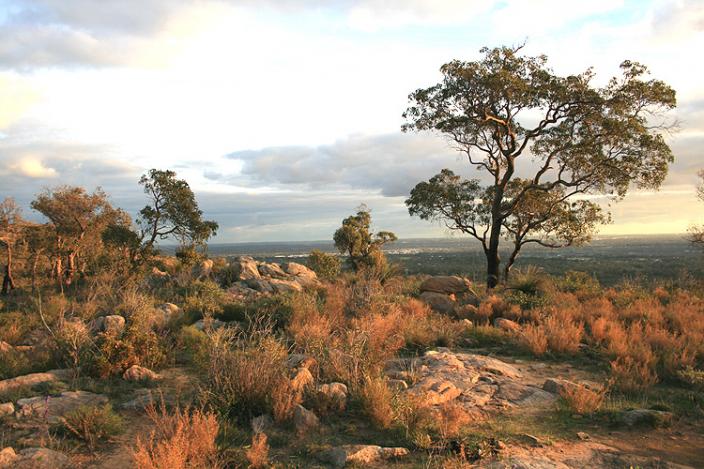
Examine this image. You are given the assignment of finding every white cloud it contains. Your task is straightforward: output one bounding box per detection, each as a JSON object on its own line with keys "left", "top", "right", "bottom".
{"left": 10, "top": 157, "right": 57, "bottom": 178}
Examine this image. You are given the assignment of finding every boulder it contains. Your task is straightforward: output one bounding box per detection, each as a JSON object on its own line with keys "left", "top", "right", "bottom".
{"left": 542, "top": 378, "right": 581, "bottom": 396}
{"left": 193, "top": 318, "right": 226, "bottom": 331}
{"left": 120, "top": 388, "right": 157, "bottom": 411}
{"left": 13, "top": 448, "right": 69, "bottom": 469}
{"left": 0, "top": 402, "right": 15, "bottom": 417}
{"left": 103, "top": 315, "right": 126, "bottom": 334}
{"left": 257, "top": 262, "right": 287, "bottom": 278}
{"left": 0, "top": 369, "right": 71, "bottom": 395}
{"left": 0, "top": 341, "right": 12, "bottom": 353}
{"left": 152, "top": 303, "right": 182, "bottom": 328}
{"left": 287, "top": 354, "right": 317, "bottom": 370}
{"left": 16, "top": 391, "right": 108, "bottom": 423}
{"left": 269, "top": 278, "right": 304, "bottom": 293}
{"left": 411, "top": 377, "right": 462, "bottom": 405}
{"left": 622, "top": 409, "right": 673, "bottom": 427}
{"left": 231, "top": 256, "right": 261, "bottom": 281}
{"left": 0, "top": 447, "right": 16, "bottom": 468}
{"left": 123, "top": 365, "right": 161, "bottom": 382}
{"left": 293, "top": 405, "right": 319, "bottom": 434}
{"left": 316, "top": 383, "right": 348, "bottom": 411}
{"left": 420, "top": 276, "right": 473, "bottom": 294}
{"left": 420, "top": 291, "right": 456, "bottom": 314}
{"left": 493, "top": 317, "right": 520, "bottom": 332}
{"left": 285, "top": 262, "right": 319, "bottom": 286}
{"left": 193, "top": 259, "right": 214, "bottom": 280}
{"left": 245, "top": 278, "right": 275, "bottom": 293}
{"left": 320, "top": 445, "right": 409, "bottom": 468}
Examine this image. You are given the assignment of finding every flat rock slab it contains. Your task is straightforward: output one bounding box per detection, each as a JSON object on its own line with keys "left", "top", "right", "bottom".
{"left": 388, "top": 350, "right": 555, "bottom": 412}
{"left": 16, "top": 391, "right": 108, "bottom": 423}
{"left": 320, "top": 445, "right": 409, "bottom": 468}
{"left": 0, "top": 369, "right": 71, "bottom": 394}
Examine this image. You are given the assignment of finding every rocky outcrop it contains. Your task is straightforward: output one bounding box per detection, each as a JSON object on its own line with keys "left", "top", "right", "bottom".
{"left": 0, "top": 369, "right": 71, "bottom": 395}
{"left": 16, "top": 391, "right": 108, "bottom": 423}
{"left": 193, "top": 259, "right": 214, "bottom": 280}
{"left": 387, "top": 350, "right": 554, "bottom": 414}
{"left": 92, "top": 315, "right": 126, "bottom": 335}
{"left": 418, "top": 276, "right": 477, "bottom": 314}
{"left": 621, "top": 408, "right": 673, "bottom": 427}
{"left": 320, "top": 445, "right": 409, "bottom": 468}
{"left": 227, "top": 258, "right": 320, "bottom": 299}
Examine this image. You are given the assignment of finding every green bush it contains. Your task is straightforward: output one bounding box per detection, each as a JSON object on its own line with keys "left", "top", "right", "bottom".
{"left": 176, "top": 325, "right": 210, "bottom": 367}
{"left": 59, "top": 404, "right": 124, "bottom": 450}
{"left": 558, "top": 271, "right": 601, "bottom": 299}
{"left": 307, "top": 250, "right": 341, "bottom": 280}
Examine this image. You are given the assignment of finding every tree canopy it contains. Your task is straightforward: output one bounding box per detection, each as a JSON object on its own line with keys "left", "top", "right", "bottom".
{"left": 333, "top": 206, "right": 397, "bottom": 272}
{"left": 403, "top": 45, "right": 676, "bottom": 287}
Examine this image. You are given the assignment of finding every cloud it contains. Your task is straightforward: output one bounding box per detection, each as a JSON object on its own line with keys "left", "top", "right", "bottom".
{"left": 9, "top": 157, "right": 57, "bottom": 178}
{"left": 221, "top": 133, "right": 481, "bottom": 197}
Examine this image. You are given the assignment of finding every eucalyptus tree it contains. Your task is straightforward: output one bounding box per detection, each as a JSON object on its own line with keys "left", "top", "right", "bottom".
{"left": 403, "top": 45, "right": 676, "bottom": 287}
{"left": 333, "top": 206, "right": 397, "bottom": 271}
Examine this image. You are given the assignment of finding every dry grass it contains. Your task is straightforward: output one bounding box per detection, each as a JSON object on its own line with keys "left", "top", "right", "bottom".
{"left": 359, "top": 376, "right": 395, "bottom": 430}
{"left": 245, "top": 433, "right": 269, "bottom": 469}
{"left": 132, "top": 402, "right": 221, "bottom": 469}
{"left": 436, "top": 401, "right": 473, "bottom": 438}
{"left": 519, "top": 323, "right": 548, "bottom": 356}
{"left": 560, "top": 385, "right": 606, "bottom": 415}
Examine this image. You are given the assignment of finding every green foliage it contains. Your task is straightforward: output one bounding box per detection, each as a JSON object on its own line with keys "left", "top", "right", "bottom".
{"left": 59, "top": 403, "right": 125, "bottom": 450}
{"left": 138, "top": 169, "right": 218, "bottom": 252}
{"left": 333, "top": 206, "right": 397, "bottom": 272}
{"left": 403, "top": 45, "right": 676, "bottom": 286}
{"left": 183, "top": 280, "right": 226, "bottom": 321}
{"left": 176, "top": 325, "right": 210, "bottom": 367}
{"left": 307, "top": 249, "right": 341, "bottom": 280}
{"left": 558, "top": 271, "right": 602, "bottom": 299}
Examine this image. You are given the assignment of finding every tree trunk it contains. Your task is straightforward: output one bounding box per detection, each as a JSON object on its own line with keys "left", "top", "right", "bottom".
{"left": 65, "top": 252, "right": 76, "bottom": 285}
{"left": 1, "top": 245, "right": 15, "bottom": 295}
{"left": 485, "top": 211, "right": 504, "bottom": 289}
{"left": 503, "top": 244, "right": 521, "bottom": 282}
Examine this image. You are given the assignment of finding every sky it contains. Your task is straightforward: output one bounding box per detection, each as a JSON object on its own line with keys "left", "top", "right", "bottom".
{"left": 0, "top": 0, "right": 702, "bottom": 242}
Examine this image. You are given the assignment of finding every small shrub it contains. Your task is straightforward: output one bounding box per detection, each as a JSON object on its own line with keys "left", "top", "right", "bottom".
{"left": 519, "top": 323, "right": 548, "bottom": 356}
{"left": 175, "top": 325, "right": 209, "bottom": 367}
{"left": 542, "top": 309, "right": 583, "bottom": 354}
{"left": 132, "top": 403, "right": 221, "bottom": 469}
{"left": 436, "top": 401, "right": 472, "bottom": 438}
{"left": 307, "top": 250, "right": 341, "bottom": 280}
{"left": 610, "top": 356, "right": 659, "bottom": 393}
{"left": 60, "top": 404, "right": 124, "bottom": 450}
{"left": 359, "top": 376, "right": 395, "bottom": 430}
{"left": 560, "top": 385, "right": 605, "bottom": 415}
{"left": 246, "top": 433, "right": 269, "bottom": 469}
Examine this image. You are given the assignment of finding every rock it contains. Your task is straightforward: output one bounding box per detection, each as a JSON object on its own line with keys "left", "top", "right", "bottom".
{"left": 456, "top": 304, "right": 478, "bottom": 320}
{"left": 193, "top": 259, "right": 214, "bottom": 280}
{"left": 542, "top": 378, "right": 580, "bottom": 395}
{"left": 320, "top": 445, "right": 409, "bottom": 468}
{"left": 0, "top": 341, "right": 12, "bottom": 353}
{"left": 0, "top": 369, "right": 71, "bottom": 395}
{"left": 151, "top": 267, "right": 169, "bottom": 278}
{"left": 120, "top": 388, "right": 156, "bottom": 410}
{"left": 14, "top": 448, "right": 68, "bottom": 469}
{"left": 152, "top": 303, "right": 182, "bottom": 328}
{"left": 16, "top": 391, "right": 108, "bottom": 423}
{"left": 622, "top": 409, "right": 673, "bottom": 427}
{"left": 493, "top": 317, "right": 520, "bottom": 332}
{"left": 269, "top": 278, "right": 304, "bottom": 293}
{"left": 251, "top": 414, "right": 274, "bottom": 433}
{"left": 231, "top": 256, "right": 261, "bottom": 281}
{"left": 523, "top": 433, "right": 543, "bottom": 447}
{"left": 0, "top": 447, "right": 17, "bottom": 468}
{"left": 293, "top": 405, "right": 319, "bottom": 434}
{"left": 123, "top": 365, "right": 161, "bottom": 382}
{"left": 411, "top": 377, "right": 462, "bottom": 405}
{"left": 420, "top": 291, "right": 456, "bottom": 314}
{"left": 257, "top": 262, "right": 287, "bottom": 278}
{"left": 285, "top": 262, "right": 319, "bottom": 286}
{"left": 316, "top": 383, "right": 348, "bottom": 410}
{"left": 103, "top": 315, "right": 126, "bottom": 334}
{"left": 193, "top": 318, "right": 226, "bottom": 331}
{"left": 577, "top": 431, "right": 590, "bottom": 440}
{"left": 420, "top": 276, "right": 473, "bottom": 294}
{"left": 245, "top": 278, "right": 275, "bottom": 293}
{"left": 0, "top": 402, "right": 15, "bottom": 417}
